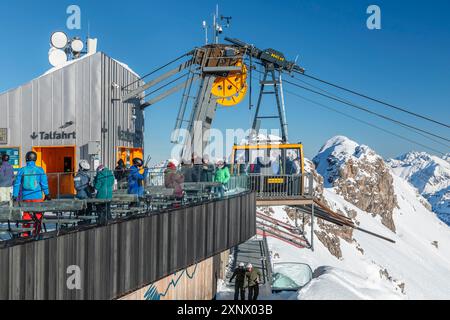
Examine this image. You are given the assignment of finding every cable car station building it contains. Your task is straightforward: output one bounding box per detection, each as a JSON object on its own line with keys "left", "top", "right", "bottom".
{"left": 0, "top": 52, "right": 145, "bottom": 197}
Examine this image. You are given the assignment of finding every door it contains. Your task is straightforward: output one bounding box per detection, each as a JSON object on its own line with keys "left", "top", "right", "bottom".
{"left": 33, "top": 146, "right": 76, "bottom": 198}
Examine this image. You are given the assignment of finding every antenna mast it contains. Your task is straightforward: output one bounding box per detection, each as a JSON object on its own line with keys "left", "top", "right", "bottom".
{"left": 203, "top": 5, "right": 232, "bottom": 45}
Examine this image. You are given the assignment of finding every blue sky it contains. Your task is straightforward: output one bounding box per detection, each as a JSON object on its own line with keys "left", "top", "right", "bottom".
{"left": 0, "top": 0, "right": 449, "bottom": 163}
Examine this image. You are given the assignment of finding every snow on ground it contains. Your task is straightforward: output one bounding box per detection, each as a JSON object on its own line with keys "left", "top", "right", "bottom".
{"left": 298, "top": 267, "right": 402, "bottom": 300}
{"left": 266, "top": 174, "right": 450, "bottom": 299}
{"left": 42, "top": 52, "right": 95, "bottom": 76}
{"left": 216, "top": 278, "right": 297, "bottom": 300}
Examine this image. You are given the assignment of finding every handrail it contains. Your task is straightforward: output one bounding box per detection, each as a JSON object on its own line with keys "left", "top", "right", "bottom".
{"left": 246, "top": 173, "right": 314, "bottom": 198}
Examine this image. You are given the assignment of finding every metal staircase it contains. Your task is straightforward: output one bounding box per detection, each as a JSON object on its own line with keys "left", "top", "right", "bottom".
{"left": 256, "top": 212, "right": 310, "bottom": 249}
{"left": 225, "top": 237, "right": 272, "bottom": 288}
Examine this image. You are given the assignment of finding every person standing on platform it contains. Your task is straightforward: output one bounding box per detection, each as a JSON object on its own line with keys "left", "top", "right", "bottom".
{"left": 94, "top": 165, "right": 115, "bottom": 226}
{"left": 192, "top": 156, "right": 203, "bottom": 183}
{"left": 180, "top": 161, "right": 193, "bottom": 183}
{"left": 246, "top": 263, "right": 263, "bottom": 301}
{"left": 12, "top": 151, "right": 51, "bottom": 237}
{"left": 74, "top": 160, "right": 95, "bottom": 226}
{"left": 128, "top": 158, "right": 149, "bottom": 198}
{"left": 200, "top": 156, "right": 215, "bottom": 183}
{"left": 74, "top": 160, "right": 93, "bottom": 200}
{"left": 114, "top": 159, "right": 128, "bottom": 190}
{"left": 164, "top": 162, "right": 184, "bottom": 199}
{"left": 213, "top": 160, "right": 230, "bottom": 198}
{"left": 0, "top": 154, "right": 15, "bottom": 203}
{"left": 230, "top": 262, "right": 247, "bottom": 301}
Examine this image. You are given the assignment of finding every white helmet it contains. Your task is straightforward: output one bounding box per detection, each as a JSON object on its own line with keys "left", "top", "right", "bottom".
{"left": 239, "top": 262, "right": 245, "bottom": 268}
{"left": 247, "top": 263, "right": 253, "bottom": 269}
{"left": 79, "top": 160, "right": 91, "bottom": 171}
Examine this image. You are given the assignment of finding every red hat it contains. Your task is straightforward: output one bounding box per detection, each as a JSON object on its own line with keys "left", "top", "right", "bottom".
{"left": 167, "top": 162, "right": 176, "bottom": 170}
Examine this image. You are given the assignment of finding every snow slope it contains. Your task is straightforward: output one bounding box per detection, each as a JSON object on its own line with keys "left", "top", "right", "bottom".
{"left": 264, "top": 136, "right": 450, "bottom": 299}
{"left": 298, "top": 267, "right": 402, "bottom": 300}
{"left": 388, "top": 152, "right": 450, "bottom": 225}
{"left": 267, "top": 178, "right": 450, "bottom": 299}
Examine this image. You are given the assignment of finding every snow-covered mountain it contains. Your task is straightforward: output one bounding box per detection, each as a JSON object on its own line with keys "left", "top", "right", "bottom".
{"left": 388, "top": 152, "right": 450, "bottom": 225}
{"left": 443, "top": 153, "right": 450, "bottom": 163}
{"left": 313, "top": 136, "right": 398, "bottom": 232}
{"left": 261, "top": 136, "right": 450, "bottom": 299}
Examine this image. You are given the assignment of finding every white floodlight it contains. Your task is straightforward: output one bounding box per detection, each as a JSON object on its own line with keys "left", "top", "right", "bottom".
{"left": 48, "top": 48, "right": 68, "bottom": 67}
{"left": 50, "top": 31, "right": 69, "bottom": 49}
{"left": 71, "top": 38, "right": 84, "bottom": 53}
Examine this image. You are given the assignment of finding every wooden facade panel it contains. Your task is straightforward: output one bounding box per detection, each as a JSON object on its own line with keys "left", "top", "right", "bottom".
{"left": 120, "top": 255, "right": 218, "bottom": 301}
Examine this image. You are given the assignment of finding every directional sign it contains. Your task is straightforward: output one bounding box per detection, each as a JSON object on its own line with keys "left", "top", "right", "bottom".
{"left": 0, "top": 128, "right": 8, "bottom": 145}
{"left": 30, "top": 131, "right": 76, "bottom": 140}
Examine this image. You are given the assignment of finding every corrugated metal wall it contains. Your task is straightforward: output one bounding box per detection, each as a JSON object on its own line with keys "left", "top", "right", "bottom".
{"left": 0, "top": 192, "right": 257, "bottom": 300}
{"left": 101, "top": 54, "right": 144, "bottom": 168}
{"left": 0, "top": 52, "right": 144, "bottom": 169}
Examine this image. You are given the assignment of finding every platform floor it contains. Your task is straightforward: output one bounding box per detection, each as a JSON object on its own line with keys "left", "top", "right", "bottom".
{"left": 256, "top": 196, "right": 315, "bottom": 207}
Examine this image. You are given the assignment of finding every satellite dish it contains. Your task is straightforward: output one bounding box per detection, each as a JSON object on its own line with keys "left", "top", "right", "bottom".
{"left": 50, "top": 31, "right": 69, "bottom": 49}
{"left": 48, "top": 48, "right": 68, "bottom": 67}
{"left": 71, "top": 39, "right": 84, "bottom": 53}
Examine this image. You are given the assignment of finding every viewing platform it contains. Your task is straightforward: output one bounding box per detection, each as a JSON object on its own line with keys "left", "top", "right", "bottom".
{"left": 0, "top": 174, "right": 256, "bottom": 300}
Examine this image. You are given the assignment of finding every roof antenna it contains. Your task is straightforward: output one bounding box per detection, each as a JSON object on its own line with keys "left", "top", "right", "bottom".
{"left": 207, "top": 4, "right": 232, "bottom": 44}
{"left": 202, "top": 20, "right": 208, "bottom": 45}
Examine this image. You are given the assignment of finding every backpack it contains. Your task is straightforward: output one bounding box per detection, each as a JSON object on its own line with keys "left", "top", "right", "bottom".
{"left": 22, "top": 166, "right": 40, "bottom": 190}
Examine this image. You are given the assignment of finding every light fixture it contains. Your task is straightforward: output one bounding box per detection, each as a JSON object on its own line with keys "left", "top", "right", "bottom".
{"left": 71, "top": 38, "right": 84, "bottom": 53}
{"left": 59, "top": 121, "right": 74, "bottom": 129}
{"left": 50, "top": 31, "right": 69, "bottom": 49}
{"left": 48, "top": 31, "right": 89, "bottom": 67}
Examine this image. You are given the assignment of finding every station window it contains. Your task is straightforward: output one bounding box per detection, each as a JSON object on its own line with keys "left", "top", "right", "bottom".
{"left": 118, "top": 147, "right": 144, "bottom": 168}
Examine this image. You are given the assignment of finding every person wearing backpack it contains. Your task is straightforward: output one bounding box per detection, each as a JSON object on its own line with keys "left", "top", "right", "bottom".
{"left": 12, "top": 151, "right": 51, "bottom": 237}
{"left": 94, "top": 165, "right": 115, "bottom": 226}
{"left": 74, "top": 160, "right": 94, "bottom": 200}
{"left": 127, "top": 158, "right": 149, "bottom": 198}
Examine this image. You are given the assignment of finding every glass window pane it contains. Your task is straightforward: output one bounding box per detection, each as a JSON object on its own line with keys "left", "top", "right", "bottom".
{"left": 285, "top": 148, "right": 301, "bottom": 174}
{"left": 272, "top": 263, "right": 313, "bottom": 291}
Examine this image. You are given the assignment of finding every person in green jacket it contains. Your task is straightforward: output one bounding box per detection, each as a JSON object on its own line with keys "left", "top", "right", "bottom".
{"left": 213, "top": 160, "right": 230, "bottom": 198}
{"left": 94, "top": 165, "right": 115, "bottom": 225}
{"left": 246, "top": 263, "right": 263, "bottom": 301}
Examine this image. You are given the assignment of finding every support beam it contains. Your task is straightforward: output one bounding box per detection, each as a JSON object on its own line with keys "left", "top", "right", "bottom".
{"left": 311, "top": 203, "right": 315, "bottom": 251}
{"left": 122, "top": 60, "right": 194, "bottom": 102}
{"left": 140, "top": 76, "right": 199, "bottom": 109}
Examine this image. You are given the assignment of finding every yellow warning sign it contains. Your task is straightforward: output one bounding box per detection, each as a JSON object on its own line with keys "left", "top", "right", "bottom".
{"left": 267, "top": 178, "right": 285, "bottom": 184}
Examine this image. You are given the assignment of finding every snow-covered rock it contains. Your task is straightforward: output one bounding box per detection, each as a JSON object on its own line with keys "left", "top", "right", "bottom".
{"left": 313, "top": 136, "right": 398, "bottom": 232}
{"left": 388, "top": 151, "right": 450, "bottom": 225}
{"left": 443, "top": 153, "right": 450, "bottom": 163}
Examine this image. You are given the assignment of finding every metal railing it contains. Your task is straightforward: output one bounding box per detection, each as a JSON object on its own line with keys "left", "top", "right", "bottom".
{"left": 246, "top": 173, "right": 314, "bottom": 199}
{"left": 0, "top": 169, "right": 251, "bottom": 242}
